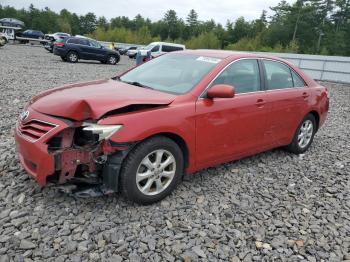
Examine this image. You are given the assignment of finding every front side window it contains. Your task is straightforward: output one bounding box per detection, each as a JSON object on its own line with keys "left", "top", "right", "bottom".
{"left": 211, "top": 59, "right": 261, "bottom": 94}
{"left": 120, "top": 54, "right": 220, "bottom": 94}
{"left": 89, "top": 40, "right": 101, "bottom": 48}
{"left": 263, "top": 60, "right": 293, "bottom": 90}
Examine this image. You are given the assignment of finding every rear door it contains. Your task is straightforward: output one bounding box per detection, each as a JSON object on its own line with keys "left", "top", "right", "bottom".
{"left": 261, "top": 59, "right": 310, "bottom": 146}
{"left": 195, "top": 59, "right": 269, "bottom": 167}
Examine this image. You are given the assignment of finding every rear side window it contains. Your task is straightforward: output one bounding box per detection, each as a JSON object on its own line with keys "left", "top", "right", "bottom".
{"left": 67, "top": 38, "right": 79, "bottom": 44}
{"left": 162, "top": 45, "right": 184, "bottom": 52}
{"left": 68, "top": 38, "right": 88, "bottom": 45}
{"left": 291, "top": 70, "right": 306, "bottom": 87}
{"left": 212, "top": 59, "right": 261, "bottom": 94}
{"left": 263, "top": 60, "right": 293, "bottom": 90}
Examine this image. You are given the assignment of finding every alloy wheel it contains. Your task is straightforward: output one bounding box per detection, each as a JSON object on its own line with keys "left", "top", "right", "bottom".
{"left": 298, "top": 119, "right": 313, "bottom": 148}
{"left": 136, "top": 149, "right": 176, "bottom": 196}
{"left": 69, "top": 53, "right": 77, "bottom": 62}
{"left": 109, "top": 56, "right": 116, "bottom": 64}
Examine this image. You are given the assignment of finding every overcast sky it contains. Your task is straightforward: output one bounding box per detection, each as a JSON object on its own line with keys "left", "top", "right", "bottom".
{"left": 2, "top": 0, "right": 294, "bottom": 24}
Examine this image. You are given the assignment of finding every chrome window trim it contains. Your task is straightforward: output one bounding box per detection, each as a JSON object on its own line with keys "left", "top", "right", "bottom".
{"left": 199, "top": 57, "right": 307, "bottom": 99}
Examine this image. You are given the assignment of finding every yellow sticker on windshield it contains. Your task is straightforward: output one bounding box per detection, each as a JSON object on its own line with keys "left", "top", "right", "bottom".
{"left": 196, "top": 56, "right": 221, "bottom": 64}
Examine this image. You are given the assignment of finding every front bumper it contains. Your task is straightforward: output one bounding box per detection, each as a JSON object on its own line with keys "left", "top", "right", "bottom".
{"left": 15, "top": 108, "right": 70, "bottom": 186}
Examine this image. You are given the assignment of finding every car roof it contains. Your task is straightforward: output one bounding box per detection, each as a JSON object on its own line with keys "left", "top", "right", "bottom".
{"left": 180, "top": 49, "right": 287, "bottom": 62}
{"left": 149, "top": 42, "right": 185, "bottom": 48}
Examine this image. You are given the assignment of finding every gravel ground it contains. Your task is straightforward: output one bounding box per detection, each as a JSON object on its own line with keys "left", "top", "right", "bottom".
{"left": 0, "top": 44, "right": 349, "bottom": 262}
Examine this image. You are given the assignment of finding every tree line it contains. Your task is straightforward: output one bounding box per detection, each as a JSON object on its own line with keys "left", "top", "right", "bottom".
{"left": 0, "top": 1, "right": 349, "bottom": 56}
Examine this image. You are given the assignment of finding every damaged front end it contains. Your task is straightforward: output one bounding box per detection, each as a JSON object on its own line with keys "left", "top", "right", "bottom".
{"left": 14, "top": 109, "right": 133, "bottom": 198}
{"left": 45, "top": 123, "right": 133, "bottom": 197}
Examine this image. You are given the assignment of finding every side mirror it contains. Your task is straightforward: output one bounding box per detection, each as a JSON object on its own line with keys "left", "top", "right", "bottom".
{"left": 207, "top": 84, "right": 235, "bottom": 99}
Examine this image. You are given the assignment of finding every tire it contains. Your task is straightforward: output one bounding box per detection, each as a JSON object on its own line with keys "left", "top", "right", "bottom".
{"left": 286, "top": 114, "right": 316, "bottom": 154}
{"left": 66, "top": 51, "right": 78, "bottom": 63}
{"left": 60, "top": 56, "right": 67, "bottom": 62}
{"left": 120, "top": 136, "right": 184, "bottom": 205}
{"left": 107, "top": 55, "right": 119, "bottom": 65}
{"left": 0, "top": 38, "right": 6, "bottom": 47}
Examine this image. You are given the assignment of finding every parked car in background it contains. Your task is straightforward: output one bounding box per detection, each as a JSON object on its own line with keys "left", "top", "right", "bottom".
{"left": 119, "top": 46, "right": 137, "bottom": 55}
{"left": 15, "top": 50, "right": 329, "bottom": 204}
{"left": 17, "top": 29, "right": 44, "bottom": 39}
{"left": 53, "top": 36, "right": 120, "bottom": 64}
{"left": 126, "top": 46, "right": 140, "bottom": 58}
{"left": 44, "top": 32, "right": 70, "bottom": 52}
{"left": 45, "top": 32, "right": 71, "bottom": 42}
{"left": 144, "top": 42, "right": 185, "bottom": 57}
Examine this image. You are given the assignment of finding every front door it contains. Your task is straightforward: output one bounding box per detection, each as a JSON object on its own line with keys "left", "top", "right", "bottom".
{"left": 195, "top": 59, "right": 269, "bottom": 168}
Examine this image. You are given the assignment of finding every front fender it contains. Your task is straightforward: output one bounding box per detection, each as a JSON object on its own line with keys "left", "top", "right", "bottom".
{"left": 98, "top": 101, "right": 197, "bottom": 172}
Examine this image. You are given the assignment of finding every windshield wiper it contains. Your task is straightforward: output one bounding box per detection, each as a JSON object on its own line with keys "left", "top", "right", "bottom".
{"left": 112, "top": 76, "right": 154, "bottom": 90}
{"left": 124, "top": 81, "right": 154, "bottom": 90}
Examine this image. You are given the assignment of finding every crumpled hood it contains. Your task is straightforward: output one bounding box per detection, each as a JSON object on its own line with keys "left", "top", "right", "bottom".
{"left": 30, "top": 79, "right": 176, "bottom": 121}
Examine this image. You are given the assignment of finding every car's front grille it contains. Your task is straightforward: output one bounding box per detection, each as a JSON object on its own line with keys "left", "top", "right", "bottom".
{"left": 18, "top": 119, "right": 57, "bottom": 141}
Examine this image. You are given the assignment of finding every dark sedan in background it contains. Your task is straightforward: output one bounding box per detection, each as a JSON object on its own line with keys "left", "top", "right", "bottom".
{"left": 53, "top": 37, "right": 120, "bottom": 64}
{"left": 18, "top": 29, "right": 45, "bottom": 39}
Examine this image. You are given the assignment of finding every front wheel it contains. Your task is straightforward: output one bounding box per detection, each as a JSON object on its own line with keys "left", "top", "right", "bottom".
{"left": 286, "top": 114, "right": 316, "bottom": 154}
{"left": 107, "top": 55, "right": 119, "bottom": 65}
{"left": 120, "top": 136, "right": 184, "bottom": 205}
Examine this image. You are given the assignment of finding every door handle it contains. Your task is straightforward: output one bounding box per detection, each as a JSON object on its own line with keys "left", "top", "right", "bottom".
{"left": 302, "top": 92, "right": 309, "bottom": 98}
{"left": 255, "top": 98, "right": 266, "bottom": 107}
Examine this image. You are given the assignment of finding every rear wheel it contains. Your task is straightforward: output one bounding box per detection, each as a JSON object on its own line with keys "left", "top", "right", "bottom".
{"left": 120, "top": 136, "right": 184, "bottom": 205}
{"left": 66, "top": 51, "right": 78, "bottom": 63}
{"left": 286, "top": 114, "right": 316, "bottom": 154}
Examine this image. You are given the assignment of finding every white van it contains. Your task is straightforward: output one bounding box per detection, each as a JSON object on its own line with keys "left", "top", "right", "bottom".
{"left": 144, "top": 42, "right": 185, "bottom": 57}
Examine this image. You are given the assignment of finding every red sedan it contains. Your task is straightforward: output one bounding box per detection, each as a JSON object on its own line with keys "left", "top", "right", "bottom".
{"left": 15, "top": 50, "right": 329, "bottom": 204}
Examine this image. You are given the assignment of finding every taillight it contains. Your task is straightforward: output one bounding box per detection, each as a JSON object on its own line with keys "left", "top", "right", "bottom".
{"left": 54, "top": 42, "right": 65, "bottom": 47}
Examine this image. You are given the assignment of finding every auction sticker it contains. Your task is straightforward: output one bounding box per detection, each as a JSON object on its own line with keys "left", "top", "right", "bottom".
{"left": 196, "top": 56, "right": 221, "bottom": 64}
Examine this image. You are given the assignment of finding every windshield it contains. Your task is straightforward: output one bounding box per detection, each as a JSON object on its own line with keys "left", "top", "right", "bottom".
{"left": 144, "top": 44, "right": 156, "bottom": 50}
{"left": 119, "top": 54, "right": 221, "bottom": 94}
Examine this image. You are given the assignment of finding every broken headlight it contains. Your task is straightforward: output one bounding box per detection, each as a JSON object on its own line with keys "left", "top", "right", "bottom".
{"left": 82, "top": 123, "right": 123, "bottom": 141}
